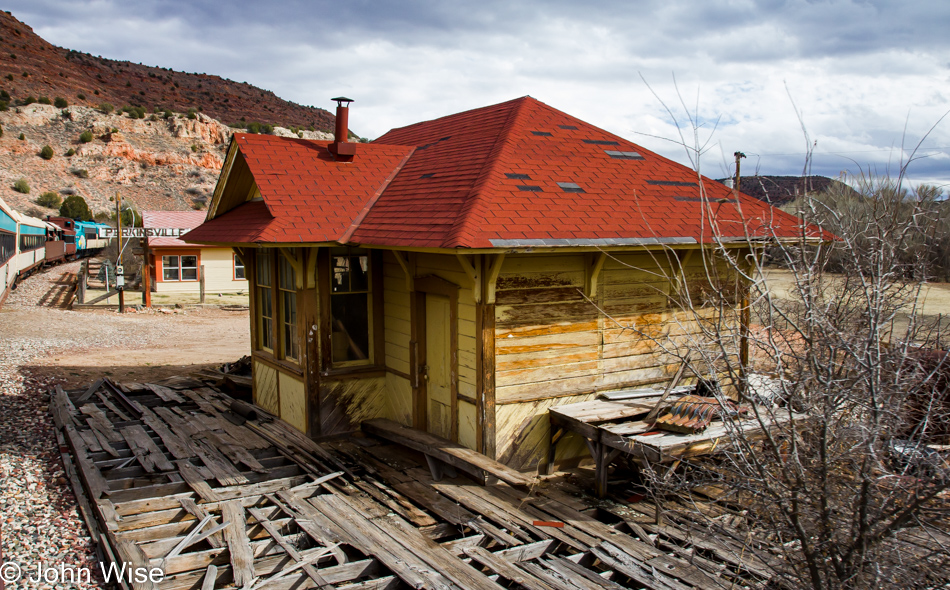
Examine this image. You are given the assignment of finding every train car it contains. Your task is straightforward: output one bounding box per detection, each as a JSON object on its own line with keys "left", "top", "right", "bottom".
{"left": 15, "top": 214, "right": 49, "bottom": 279}
{"left": 44, "top": 220, "right": 68, "bottom": 264}
{"left": 0, "top": 197, "right": 17, "bottom": 305}
{"left": 74, "top": 220, "right": 111, "bottom": 254}
{"left": 45, "top": 216, "right": 78, "bottom": 259}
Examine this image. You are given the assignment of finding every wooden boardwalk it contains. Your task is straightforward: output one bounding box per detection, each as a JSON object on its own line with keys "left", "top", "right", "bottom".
{"left": 51, "top": 376, "right": 783, "bottom": 589}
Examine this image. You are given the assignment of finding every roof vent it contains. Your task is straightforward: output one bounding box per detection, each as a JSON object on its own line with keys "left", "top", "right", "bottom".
{"left": 517, "top": 185, "right": 543, "bottom": 192}
{"left": 584, "top": 139, "right": 620, "bottom": 146}
{"left": 328, "top": 97, "right": 356, "bottom": 160}
{"left": 531, "top": 131, "right": 553, "bottom": 137}
{"left": 557, "top": 182, "right": 585, "bottom": 193}
{"left": 605, "top": 150, "right": 644, "bottom": 160}
{"left": 506, "top": 173, "right": 531, "bottom": 180}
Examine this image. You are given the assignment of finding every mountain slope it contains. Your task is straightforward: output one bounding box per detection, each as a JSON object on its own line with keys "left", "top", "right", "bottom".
{"left": 0, "top": 11, "right": 335, "bottom": 132}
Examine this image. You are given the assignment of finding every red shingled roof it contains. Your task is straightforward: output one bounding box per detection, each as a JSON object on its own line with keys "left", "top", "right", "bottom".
{"left": 186, "top": 135, "right": 413, "bottom": 245}
{"left": 143, "top": 210, "right": 210, "bottom": 247}
{"left": 189, "top": 97, "right": 813, "bottom": 248}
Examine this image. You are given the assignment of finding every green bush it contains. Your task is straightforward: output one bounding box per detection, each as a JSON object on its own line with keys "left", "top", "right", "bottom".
{"left": 77, "top": 93, "right": 86, "bottom": 100}
{"left": 60, "top": 195, "right": 92, "bottom": 221}
{"left": 0, "top": 101, "right": 7, "bottom": 112}
{"left": 22, "top": 96, "right": 35, "bottom": 105}
{"left": 71, "top": 168, "right": 89, "bottom": 179}
{"left": 163, "top": 109, "right": 173, "bottom": 119}
{"left": 54, "top": 96, "right": 67, "bottom": 108}
{"left": 187, "top": 108, "right": 197, "bottom": 120}
{"left": 18, "top": 132, "right": 24, "bottom": 140}
{"left": 38, "top": 96, "right": 51, "bottom": 105}
{"left": 245, "top": 122, "right": 260, "bottom": 134}
{"left": 79, "top": 130, "right": 93, "bottom": 143}
{"left": 65, "top": 148, "right": 75, "bottom": 157}
{"left": 190, "top": 144, "right": 199, "bottom": 152}
{"left": 13, "top": 179, "right": 29, "bottom": 194}
{"left": 0, "top": 123, "right": 3, "bottom": 138}
{"left": 98, "top": 102, "right": 114, "bottom": 114}
{"left": 40, "top": 145, "right": 54, "bottom": 160}
{"left": 35, "top": 191, "right": 61, "bottom": 208}
{"left": 0, "top": 90, "right": 9, "bottom": 100}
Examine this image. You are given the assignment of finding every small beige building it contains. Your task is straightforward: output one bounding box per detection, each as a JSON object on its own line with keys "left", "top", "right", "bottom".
{"left": 144, "top": 210, "right": 248, "bottom": 295}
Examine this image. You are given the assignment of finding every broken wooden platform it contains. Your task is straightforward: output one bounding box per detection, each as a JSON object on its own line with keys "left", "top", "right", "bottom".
{"left": 52, "top": 376, "right": 783, "bottom": 589}
{"left": 549, "top": 397, "right": 803, "bottom": 497}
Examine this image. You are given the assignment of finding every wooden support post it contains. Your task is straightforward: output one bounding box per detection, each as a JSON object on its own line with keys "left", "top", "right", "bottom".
{"left": 199, "top": 265, "right": 206, "bottom": 303}
{"left": 544, "top": 426, "right": 564, "bottom": 476}
{"left": 142, "top": 240, "right": 151, "bottom": 307}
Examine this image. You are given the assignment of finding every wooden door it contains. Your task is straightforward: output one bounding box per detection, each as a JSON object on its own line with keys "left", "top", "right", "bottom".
{"left": 425, "top": 294, "right": 452, "bottom": 439}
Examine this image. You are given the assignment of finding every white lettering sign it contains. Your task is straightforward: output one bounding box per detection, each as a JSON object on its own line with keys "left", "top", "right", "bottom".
{"left": 99, "top": 227, "right": 191, "bottom": 239}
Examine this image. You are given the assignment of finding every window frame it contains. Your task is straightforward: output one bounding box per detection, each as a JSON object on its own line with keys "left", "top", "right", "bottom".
{"left": 319, "top": 248, "right": 384, "bottom": 374}
{"left": 256, "top": 251, "right": 274, "bottom": 354}
{"left": 278, "top": 250, "right": 299, "bottom": 363}
{"left": 159, "top": 252, "right": 200, "bottom": 282}
{"left": 233, "top": 252, "right": 246, "bottom": 281}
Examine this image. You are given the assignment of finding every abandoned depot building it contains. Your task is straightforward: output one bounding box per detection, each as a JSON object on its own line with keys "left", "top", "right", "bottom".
{"left": 186, "top": 96, "right": 805, "bottom": 472}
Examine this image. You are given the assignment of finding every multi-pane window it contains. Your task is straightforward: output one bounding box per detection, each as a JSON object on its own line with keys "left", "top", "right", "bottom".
{"left": 162, "top": 255, "right": 198, "bottom": 281}
{"left": 0, "top": 232, "right": 15, "bottom": 266}
{"left": 19, "top": 234, "right": 45, "bottom": 252}
{"left": 234, "top": 253, "right": 246, "bottom": 280}
{"left": 257, "top": 253, "right": 273, "bottom": 352}
{"left": 278, "top": 252, "right": 298, "bottom": 362}
{"left": 330, "top": 248, "right": 371, "bottom": 363}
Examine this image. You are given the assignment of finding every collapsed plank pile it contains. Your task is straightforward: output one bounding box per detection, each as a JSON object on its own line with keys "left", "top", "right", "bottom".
{"left": 51, "top": 375, "right": 781, "bottom": 590}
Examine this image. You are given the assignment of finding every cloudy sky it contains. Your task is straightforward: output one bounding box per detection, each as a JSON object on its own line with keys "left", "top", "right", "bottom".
{"left": 9, "top": 0, "right": 950, "bottom": 188}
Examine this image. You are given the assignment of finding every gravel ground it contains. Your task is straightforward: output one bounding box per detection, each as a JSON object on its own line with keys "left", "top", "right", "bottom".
{"left": 0, "top": 261, "right": 249, "bottom": 589}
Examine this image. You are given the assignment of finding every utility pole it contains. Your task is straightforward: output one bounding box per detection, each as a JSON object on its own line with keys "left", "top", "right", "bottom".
{"left": 115, "top": 191, "right": 125, "bottom": 313}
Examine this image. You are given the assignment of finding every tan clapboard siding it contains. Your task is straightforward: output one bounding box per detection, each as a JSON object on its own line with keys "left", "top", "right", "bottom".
{"left": 492, "top": 251, "right": 745, "bottom": 413}
{"left": 320, "top": 375, "right": 390, "bottom": 436}
{"left": 458, "top": 400, "right": 478, "bottom": 450}
{"left": 385, "top": 373, "right": 413, "bottom": 427}
{"left": 252, "top": 360, "right": 279, "bottom": 415}
{"left": 496, "top": 393, "right": 598, "bottom": 471}
{"left": 383, "top": 255, "right": 412, "bottom": 376}
{"left": 278, "top": 372, "right": 307, "bottom": 433}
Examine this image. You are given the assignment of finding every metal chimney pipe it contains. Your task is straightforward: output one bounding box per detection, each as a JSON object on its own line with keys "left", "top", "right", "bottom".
{"left": 329, "top": 97, "right": 356, "bottom": 159}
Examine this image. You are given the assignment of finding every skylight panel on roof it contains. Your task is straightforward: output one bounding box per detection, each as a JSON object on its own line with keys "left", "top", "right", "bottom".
{"left": 648, "top": 180, "right": 698, "bottom": 187}
{"left": 605, "top": 150, "right": 644, "bottom": 160}
{"left": 518, "top": 185, "right": 543, "bottom": 192}
{"left": 557, "top": 182, "right": 585, "bottom": 193}
{"left": 506, "top": 173, "right": 531, "bottom": 180}
{"left": 558, "top": 125, "right": 578, "bottom": 130}
{"left": 584, "top": 139, "right": 620, "bottom": 145}
{"left": 531, "top": 131, "right": 553, "bottom": 136}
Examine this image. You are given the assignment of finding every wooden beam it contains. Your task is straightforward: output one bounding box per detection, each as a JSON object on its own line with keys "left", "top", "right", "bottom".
{"left": 392, "top": 250, "right": 414, "bottom": 291}
{"left": 585, "top": 252, "right": 607, "bottom": 297}
{"left": 456, "top": 254, "right": 481, "bottom": 302}
{"left": 279, "top": 247, "right": 304, "bottom": 289}
{"left": 485, "top": 253, "right": 505, "bottom": 304}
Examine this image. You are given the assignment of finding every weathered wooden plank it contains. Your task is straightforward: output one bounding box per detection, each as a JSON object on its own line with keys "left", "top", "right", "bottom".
{"left": 221, "top": 500, "right": 254, "bottom": 588}
{"left": 463, "top": 546, "right": 556, "bottom": 590}
{"left": 247, "top": 506, "right": 333, "bottom": 589}
{"left": 121, "top": 425, "right": 174, "bottom": 473}
{"left": 311, "top": 494, "right": 452, "bottom": 589}
{"left": 363, "top": 418, "right": 534, "bottom": 487}
{"left": 64, "top": 424, "right": 109, "bottom": 500}
{"left": 145, "top": 382, "right": 186, "bottom": 403}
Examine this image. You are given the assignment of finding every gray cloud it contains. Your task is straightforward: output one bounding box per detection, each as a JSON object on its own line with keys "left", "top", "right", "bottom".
{"left": 7, "top": 0, "right": 950, "bottom": 188}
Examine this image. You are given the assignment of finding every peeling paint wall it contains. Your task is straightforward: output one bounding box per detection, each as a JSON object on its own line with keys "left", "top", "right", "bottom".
{"left": 494, "top": 250, "right": 744, "bottom": 470}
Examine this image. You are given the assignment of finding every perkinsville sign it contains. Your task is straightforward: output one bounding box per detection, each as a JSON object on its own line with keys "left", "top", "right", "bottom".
{"left": 98, "top": 227, "right": 190, "bottom": 239}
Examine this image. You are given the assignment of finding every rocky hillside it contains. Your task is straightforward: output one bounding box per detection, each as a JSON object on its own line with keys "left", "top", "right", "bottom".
{"left": 0, "top": 11, "right": 336, "bottom": 133}
{"left": 0, "top": 103, "right": 331, "bottom": 218}
{"left": 0, "top": 10, "right": 341, "bottom": 220}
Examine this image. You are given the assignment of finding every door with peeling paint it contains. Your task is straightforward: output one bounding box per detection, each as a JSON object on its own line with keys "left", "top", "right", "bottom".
{"left": 425, "top": 294, "right": 452, "bottom": 439}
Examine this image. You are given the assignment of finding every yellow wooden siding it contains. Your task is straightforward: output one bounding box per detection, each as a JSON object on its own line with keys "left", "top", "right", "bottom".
{"left": 278, "top": 372, "right": 307, "bottom": 433}
{"left": 320, "top": 376, "right": 391, "bottom": 434}
{"left": 458, "top": 400, "right": 477, "bottom": 450}
{"left": 496, "top": 393, "right": 598, "bottom": 471}
{"left": 253, "top": 360, "right": 278, "bottom": 415}
{"left": 384, "top": 373, "right": 413, "bottom": 426}
{"left": 493, "top": 250, "right": 746, "bottom": 469}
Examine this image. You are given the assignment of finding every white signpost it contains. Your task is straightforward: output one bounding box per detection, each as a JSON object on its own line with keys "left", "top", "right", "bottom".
{"left": 99, "top": 227, "right": 191, "bottom": 239}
